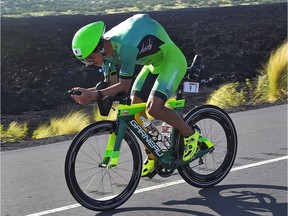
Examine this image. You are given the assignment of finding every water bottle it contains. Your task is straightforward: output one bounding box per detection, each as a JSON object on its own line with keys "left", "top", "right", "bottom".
{"left": 161, "top": 122, "right": 172, "bottom": 145}
{"left": 140, "top": 116, "right": 160, "bottom": 141}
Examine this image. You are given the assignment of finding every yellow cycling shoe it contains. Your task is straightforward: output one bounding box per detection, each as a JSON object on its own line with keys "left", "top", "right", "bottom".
{"left": 141, "top": 158, "right": 155, "bottom": 177}
{"left": 182, "top": 130, "right": 200, "bottom": 161}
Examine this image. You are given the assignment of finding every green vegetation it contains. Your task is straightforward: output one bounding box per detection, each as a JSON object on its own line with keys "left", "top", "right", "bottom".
{"left": 206, "top": 41, "right": 287, "bottom": 109}
{"left": 1, "top": 0, "right": 285, "bottom": 18}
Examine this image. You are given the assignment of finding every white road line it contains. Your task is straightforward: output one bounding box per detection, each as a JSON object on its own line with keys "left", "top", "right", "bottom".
{"left": 231, "top": 156, "right": 288, "bottom": 171}
{"left": 25, "top": 155, "right": 288, "bottom": 216}
{"left": 26, "top": 204, "right": 81, "bottom": 216}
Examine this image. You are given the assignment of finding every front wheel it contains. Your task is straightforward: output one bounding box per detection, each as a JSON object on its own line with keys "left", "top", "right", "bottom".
{"left": 65, "top": 121, "right": 142, "bottom": 211}
{"left": 176, "top": 105, "right": 237, "bottom": 188}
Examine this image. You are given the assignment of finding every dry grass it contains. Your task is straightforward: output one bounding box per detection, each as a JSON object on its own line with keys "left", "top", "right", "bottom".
{"left": 206, "top": 41, "right": 287, "bottom": 109}
{"left": 32, "top": 110, "right": 91, "bottom": 139}
{"left": 31, "top": 124, "right": 53, "bottom": 139}
{"left": 254, "top": 40, "right": 288, "bottom": 102}
{"left": 205, "top": 82, "right": 247, "bottom": 109}
{"left": 0, "top": 122, "right": 28, "bottom": 143}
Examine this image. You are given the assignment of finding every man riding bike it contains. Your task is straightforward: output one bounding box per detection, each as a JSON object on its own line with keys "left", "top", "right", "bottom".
{"left": 70, "top": 14, "right": 202, "bottom": 177}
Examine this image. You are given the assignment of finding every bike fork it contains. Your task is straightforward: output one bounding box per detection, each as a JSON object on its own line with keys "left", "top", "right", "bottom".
{"left": 99, "top": 119, "right": 127, "bottom": 169}
{"left": 99, "top": 132, "right": 116, "bottom": 167}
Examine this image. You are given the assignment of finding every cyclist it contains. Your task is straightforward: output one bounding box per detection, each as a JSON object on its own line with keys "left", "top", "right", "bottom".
{"left": 71, "top": 14, "right": 201, "bottom": 177}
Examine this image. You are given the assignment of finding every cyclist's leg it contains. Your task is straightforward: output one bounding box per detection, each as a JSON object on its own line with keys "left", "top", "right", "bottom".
{"left": 145, "top": 44, "right": 202, "bottom": 161}
{"left": 131, "top": 65, "right": 157, "bottom": 104}
{"left": 147, "top": 77, "right": 201, "bottom": 162}
{"left": 144, "top": 43, "right": 193, "bottom": 137}
{"left": 131, "top": 64, "right": 157, "bottom": 128}
{"left": 146, "top": 70, "right": 194, "bottom": 137}
{"left": 131, "top": 66, "right": 158, "bottom": 176}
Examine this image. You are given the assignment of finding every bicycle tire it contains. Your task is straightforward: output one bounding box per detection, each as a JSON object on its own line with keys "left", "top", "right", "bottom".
{"left": 176, "top": 105, "right": 237, "bottom": 188}
{"left": 65, "top": 120, "right": 142, "bottom": 211}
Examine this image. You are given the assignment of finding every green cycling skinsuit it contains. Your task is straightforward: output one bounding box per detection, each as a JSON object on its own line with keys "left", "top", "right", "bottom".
{"left": 71, "top": 14, "right": 209, "bottom": 177}
{"left": 102, "top": 14, "right": 187, "bottom": 102}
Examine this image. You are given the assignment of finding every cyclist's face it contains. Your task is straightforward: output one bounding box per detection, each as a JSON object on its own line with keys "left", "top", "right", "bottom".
{"left": 85, "top": 52, "right": 103, "bottom": 66}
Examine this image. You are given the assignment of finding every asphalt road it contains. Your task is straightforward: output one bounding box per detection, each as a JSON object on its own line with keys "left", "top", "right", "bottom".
{"left": 1, "top": 104, "right": 287, "bottom": 216}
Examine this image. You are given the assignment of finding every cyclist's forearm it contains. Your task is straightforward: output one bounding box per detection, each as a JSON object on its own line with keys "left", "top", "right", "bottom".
{"left": 87, "top": 74, "right": 118, "bottom": 91}
{"left": 99, "top": 79, "right": 132, "bottom": 97}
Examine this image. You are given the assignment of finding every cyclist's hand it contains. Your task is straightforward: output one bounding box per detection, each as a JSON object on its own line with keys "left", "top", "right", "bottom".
{"left": 70, "top": 87, "right": 97, "bottom": 105}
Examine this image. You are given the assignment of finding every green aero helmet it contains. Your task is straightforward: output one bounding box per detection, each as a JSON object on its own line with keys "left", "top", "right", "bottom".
{"left": 72, "top": 21, "right": 105, "bottom": 62}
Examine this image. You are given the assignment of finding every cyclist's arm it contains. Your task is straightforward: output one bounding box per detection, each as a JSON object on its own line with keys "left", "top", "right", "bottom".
{"left": 73, "top": 46, "right": 136, "bottom": 104}
{"left": 86, "top": 63, "right": 118, "bottom": 91}
{"left": 96, "top": 46, "right": 136, "bottom": 95}
{"left": 71, "top": 78, "right": 131, "bottom": 105}
{"left": 99, "top": 78, "right": 132, "bottom": 96}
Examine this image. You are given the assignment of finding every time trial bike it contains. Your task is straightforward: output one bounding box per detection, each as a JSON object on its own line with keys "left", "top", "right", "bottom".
{"left": 65, "top": 55, "right": 238, "bottom": 211}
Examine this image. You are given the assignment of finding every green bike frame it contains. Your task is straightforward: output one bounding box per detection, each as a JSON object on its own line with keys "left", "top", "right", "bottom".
{"left": 100, "top": 98, "right": 185, "bottom": 169}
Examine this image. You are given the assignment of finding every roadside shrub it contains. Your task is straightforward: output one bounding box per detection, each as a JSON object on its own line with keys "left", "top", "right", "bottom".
{"left": 32, "top": 124, "right": 54, "bottom": 139}
{"left": 253, "top": 40, "right": 288, "bottom": 102}
{"left": 0, "top": 122, "right": 28, "bottom": 143}
{"left": 50, "top": 111, "right": 91, "bottom": 136}
{"left": 205, "top": 82, "right": 247, "bottom": 109}
{"left": 32, "top": 110, "right": 91, "bottom": 139}
{"left": 206, "top": 41, "right": 287, "bottom": 109}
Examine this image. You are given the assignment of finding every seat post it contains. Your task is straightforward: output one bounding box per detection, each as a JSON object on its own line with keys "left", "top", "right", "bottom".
{"left": 176, "top": 79, "right": 185, "bottom": 100}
